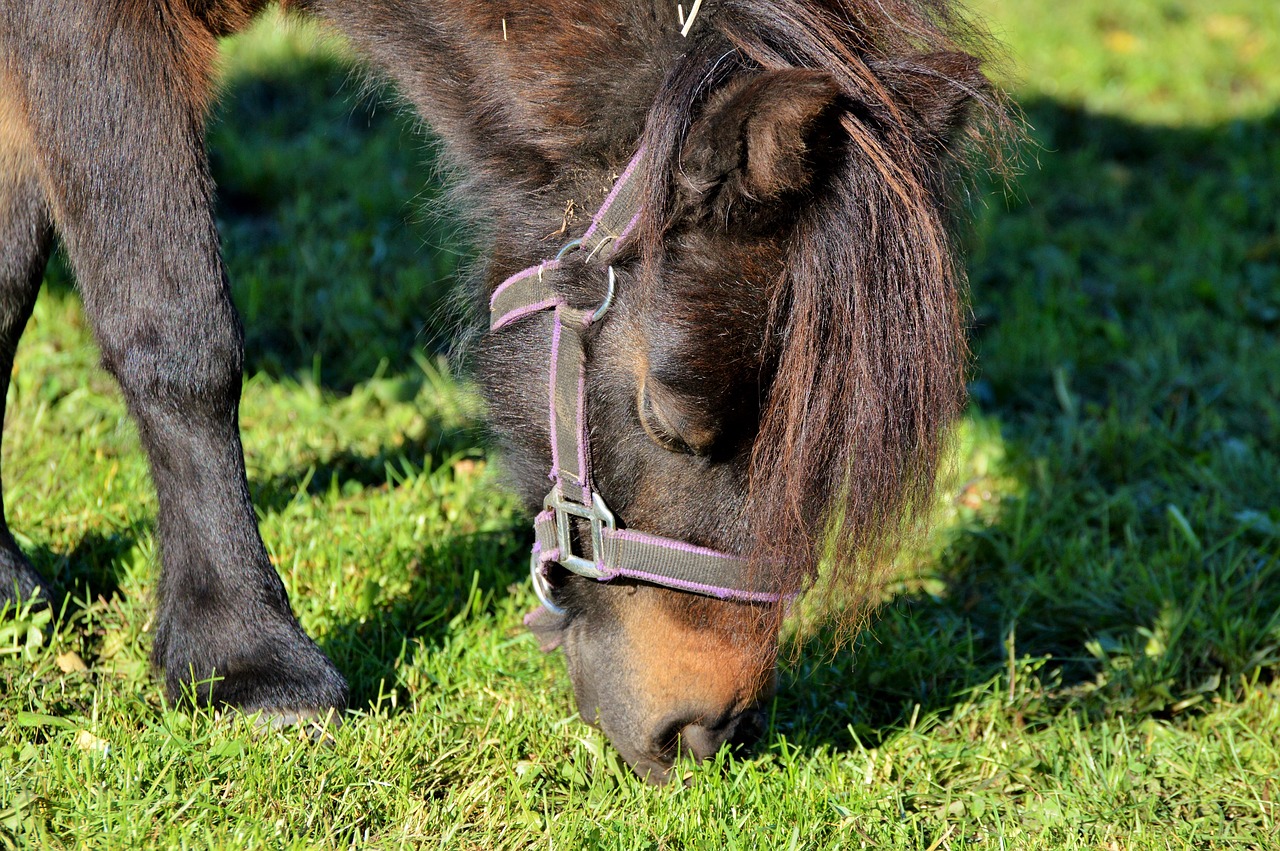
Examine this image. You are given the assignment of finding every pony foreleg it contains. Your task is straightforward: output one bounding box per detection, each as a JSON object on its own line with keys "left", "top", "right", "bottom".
{"left": 4, "top": 4, "right": 346, "bottom": 718}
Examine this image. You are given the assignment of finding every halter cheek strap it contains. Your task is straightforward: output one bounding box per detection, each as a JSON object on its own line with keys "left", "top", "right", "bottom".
{"left": 489, "top": 147, "right": 787, "bottom": 613}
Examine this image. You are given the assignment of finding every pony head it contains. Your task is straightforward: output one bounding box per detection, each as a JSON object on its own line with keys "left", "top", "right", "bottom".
{"left": 467, "top": 0, "right": 1005, "bottom": 781}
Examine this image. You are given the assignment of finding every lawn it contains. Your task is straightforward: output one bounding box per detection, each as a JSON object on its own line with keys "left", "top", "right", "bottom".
{"left": 3, "top": 1, "right": 1279, "bottom": 847}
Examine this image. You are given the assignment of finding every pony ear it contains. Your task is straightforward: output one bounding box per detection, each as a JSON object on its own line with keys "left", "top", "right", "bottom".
{"left": 880, "top": 51, "right": 988, "bottom": 144}
{"left": 680, "top": 69, "right": 842, "bottom": 224}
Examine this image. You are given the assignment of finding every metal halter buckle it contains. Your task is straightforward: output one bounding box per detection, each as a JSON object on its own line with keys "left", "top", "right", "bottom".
{"left": 544, "top": 488, "right": 616, "bottom": 580}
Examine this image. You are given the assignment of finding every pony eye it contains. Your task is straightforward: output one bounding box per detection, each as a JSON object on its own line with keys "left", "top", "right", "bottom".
{"left": 638, "top": 378, "right": 718, "bottom": 456}
{"left": 639, "top": 385, "right": 697, "bottom": 455}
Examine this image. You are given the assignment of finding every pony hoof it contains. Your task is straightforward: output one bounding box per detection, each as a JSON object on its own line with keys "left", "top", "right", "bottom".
{"left": 0, "top": 555, "right": 54, "bottom": 613}
{"left": 249, "top": 706, "right": 343, "bottom": 746}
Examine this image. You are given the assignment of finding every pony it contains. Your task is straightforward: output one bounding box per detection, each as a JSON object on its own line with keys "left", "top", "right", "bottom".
{"left": 0, "top": 0, "right": 1004, "bottom": 782}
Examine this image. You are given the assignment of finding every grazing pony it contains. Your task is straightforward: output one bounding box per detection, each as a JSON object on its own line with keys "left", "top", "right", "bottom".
{"left": 0, "top": 0, "right": 1002, "bottom": 781}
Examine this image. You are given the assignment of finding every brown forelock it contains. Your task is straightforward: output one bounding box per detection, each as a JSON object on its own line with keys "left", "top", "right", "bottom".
{"left": 637, "top": 233, "right": 784, "bottom": 452}
{"left": 627, "top": 0, "right": 1006, "bottom": 634}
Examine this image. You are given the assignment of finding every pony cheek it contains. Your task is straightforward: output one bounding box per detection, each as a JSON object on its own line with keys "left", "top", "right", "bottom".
{"left": 559, "top": 618, "right": 647, "bottom": 750}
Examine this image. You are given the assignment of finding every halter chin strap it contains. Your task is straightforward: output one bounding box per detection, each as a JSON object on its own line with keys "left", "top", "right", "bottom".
{"left": 489, "top": 147, "right": 786, "bottom": 614}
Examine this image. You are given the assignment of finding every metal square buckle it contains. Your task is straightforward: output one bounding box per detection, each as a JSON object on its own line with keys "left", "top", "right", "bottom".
{"left": 543, "top": 488, "right": 615, "bottom": 579}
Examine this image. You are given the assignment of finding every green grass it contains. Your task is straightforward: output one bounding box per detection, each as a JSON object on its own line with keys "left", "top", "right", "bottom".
{"left": 3, "top": 2, "right": 1279, "bottom": 847}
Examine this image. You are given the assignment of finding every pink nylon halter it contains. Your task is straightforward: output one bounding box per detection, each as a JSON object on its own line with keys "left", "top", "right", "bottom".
{"left": 488, "top": 147, "right": 788, "bottom": 613}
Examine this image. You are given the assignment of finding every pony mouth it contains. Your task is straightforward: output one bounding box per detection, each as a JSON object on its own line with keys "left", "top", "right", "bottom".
{"left": 622, "top": 706, "right": 769, "bottom": 785}
{"left": 523, "top": 603, "right": 567, "bottom": 652}
{"left": 629, "top": 757, "right": 681, "bottom": 786}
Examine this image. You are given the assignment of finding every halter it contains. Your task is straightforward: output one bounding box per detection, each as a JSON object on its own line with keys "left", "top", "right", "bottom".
{"left": 489, "top": 147, "right": 786, "bottom": 615}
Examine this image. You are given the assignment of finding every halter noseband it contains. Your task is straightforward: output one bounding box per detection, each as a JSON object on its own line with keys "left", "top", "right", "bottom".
{"left": 488, "top": 148, "right": 786, "bottom": 614}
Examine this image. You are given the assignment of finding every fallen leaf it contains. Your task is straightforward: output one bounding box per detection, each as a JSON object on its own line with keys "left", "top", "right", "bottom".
{"left": 453, "top": 459, "right": 483, "bottom": 478}
{"left": 1103, "top": 30, "right": 1141, "bottom": 55}
{"left": 56, "top": 651, "right": 89, "bottom": 674}
{"left": 75, "top": 730, "right": 109, "bottom": 755}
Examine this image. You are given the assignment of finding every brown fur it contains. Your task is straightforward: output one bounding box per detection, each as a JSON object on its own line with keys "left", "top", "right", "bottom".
{"left": 0, "top": 73, "right": 32, "bottom": 171}
{"left": 0, "top": 71, "right": 44, "bottom": 217}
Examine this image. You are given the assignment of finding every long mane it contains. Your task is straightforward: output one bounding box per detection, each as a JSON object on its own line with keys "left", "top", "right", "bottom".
{"left": 637, "top": 0, "right": 1009, "bottom": 626}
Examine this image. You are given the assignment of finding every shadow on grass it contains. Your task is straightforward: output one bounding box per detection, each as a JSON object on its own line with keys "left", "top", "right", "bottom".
{"left": 207, "top": 50, "right": 475, "bottom": 391}
{"left": 24, "top": 41, "right": 1280, "bottom": 761}
{"left": 769, "top": 97, "right": 1280, "bottom": 753}
{"left": 318, "top": 523, "right": 529, "bottom": 711}
{"left": 26, "top": 527, "right": 149, "bottom": 618}
{"left": 247, "top": 417, "right": 486, "bottom": 517}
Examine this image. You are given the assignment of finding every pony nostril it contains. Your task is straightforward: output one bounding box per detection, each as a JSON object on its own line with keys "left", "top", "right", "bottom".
{"left": 676, "top": 722, "right": 722, "bottom": 761}
{"left": 648, "top": 707, "right": 766, "bottom": 764}
{"left": 650, "top": 714, "right": 692, "bottom": 760}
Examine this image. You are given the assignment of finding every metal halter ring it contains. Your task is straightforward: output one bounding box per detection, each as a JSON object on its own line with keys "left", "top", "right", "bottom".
{"left": 592, "top": 266, "right": 617, "bottom": 322}
{"left": 554, "top": 238, "right": 583, "bottom": 261}
{"left": 551, "top": 238, "right": 615, "bottom": 323}
{"left": 529, "top": 554, "right": 566, "bottom": 616}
